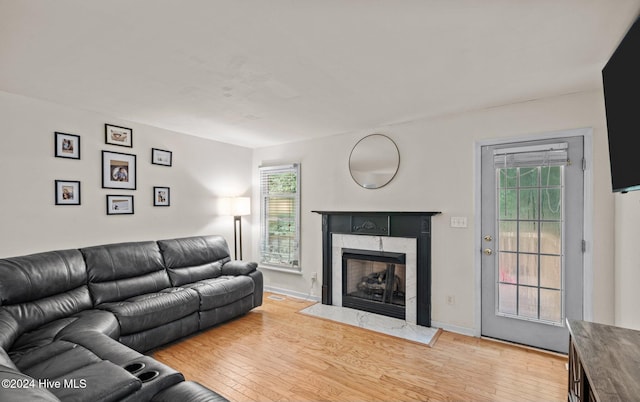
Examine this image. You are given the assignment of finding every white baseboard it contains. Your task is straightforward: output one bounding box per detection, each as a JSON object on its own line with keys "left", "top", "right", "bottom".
{"left": 265, "top": 286, "right": 321, "bottom": 302}
{"left": 430, "top": 320, "right": 476, "bottom": 337}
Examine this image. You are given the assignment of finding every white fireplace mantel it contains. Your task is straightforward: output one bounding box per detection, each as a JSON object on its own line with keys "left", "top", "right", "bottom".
{"left": 332, "top": 234, "right": 417, "bottom": 324}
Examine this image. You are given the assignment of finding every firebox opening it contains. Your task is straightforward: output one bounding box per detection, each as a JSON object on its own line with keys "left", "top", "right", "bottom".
{"left": 342, "top": 248, "right": 406, "bottom": 320}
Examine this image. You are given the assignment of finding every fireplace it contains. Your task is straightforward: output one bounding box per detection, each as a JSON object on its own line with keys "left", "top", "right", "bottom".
{"left": 312, "top": 211, "right": 440, "bottom": 327}
{"left": 342, "top": 248, "right": 406, "bottom": 319}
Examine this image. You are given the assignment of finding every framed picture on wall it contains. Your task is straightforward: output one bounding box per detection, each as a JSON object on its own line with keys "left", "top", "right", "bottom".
{"left": 55, "top": 180, "right": 81, "bottom": 205}
{"left": 105, "top": 124, "right": 133, "bottom": 147}
{"left": 55, "top": 132, "right": 80, "bottom": 159}
{"left": 153, "top": 186, "right": 170, "bottom": 206}
{"left": 106, "top": 195, "right": 134, "bottom": 215}
{"left": 151, "top": 148, "right": 172, "bottom": 166}
{"left": 102, "top": 151, "right": 136, "bottom": 190}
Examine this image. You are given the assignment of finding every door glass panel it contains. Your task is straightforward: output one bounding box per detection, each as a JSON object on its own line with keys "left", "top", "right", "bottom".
{"left": 519, "top": 189, "right": 538, "bottom": 219}
{"left": 499, "top": 252, "right": 517, "bottom": 283}
{"left": 540, "top": 289, "right": 562, "bottom": 322}
{"left": 519, "top": 167, "right": 538, "bottom": 187}
{"left": 499, "top": 189, "right": 517, "bottom": 219}
{"left": 499, "top": 221, "right": 517, "bottom": 251}
{"left": 540, "top": 255, "right": 562, "bottom": 289}
{"left": 541, "top": 188, "right": 562, "bottom": 220}
{"left": 499, "top": 168, "right": 518, "bottom": 188}
{"left": 518, "top": 254, "right": 538, "bottom": 286}
{"left": 541, "top": 166, "right": 561, "bottom": 186}
{"left": 496, "top": 165, "right": 564, "bottom": 325}
{"left": 541, "top": 222, "right": 562, "bottom": 254}
{"left": 518, "top": 286, "right": 538, "bottom": 319}
{"left": 518, "top": 222, "right": 538, "bottom": 253}
{"left": 498, "top": 284, "right": 517, "bottom": 315}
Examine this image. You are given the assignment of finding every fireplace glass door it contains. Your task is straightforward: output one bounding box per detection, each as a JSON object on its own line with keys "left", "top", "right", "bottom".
{"left": 342, "top": 249, "right": 406, "bottom": 319}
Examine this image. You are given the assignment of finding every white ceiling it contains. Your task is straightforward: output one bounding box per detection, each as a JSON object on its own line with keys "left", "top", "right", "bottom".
{"left": 1, "top": 1, "right": 639, "bottom": 148}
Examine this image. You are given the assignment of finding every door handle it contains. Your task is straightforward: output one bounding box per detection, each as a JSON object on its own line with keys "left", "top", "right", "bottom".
{"left": 483, "top": 235, "right": 493, "bottom": 242}
{"left": 483, "top": 248, "right": 493, "bottom": 256}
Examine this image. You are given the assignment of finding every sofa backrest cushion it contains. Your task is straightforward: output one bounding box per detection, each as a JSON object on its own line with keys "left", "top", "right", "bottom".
{"left": 0, "top": 250, "right": 93, "bottom": 350}
{"left": 81, "top": 241, "right": 171, "bottom": 305}
{"left": 0, "top": 250, "right": 92, "bottom": 350}
{"left": 0, "top": 249, "right": 88, "bottom": 306}
{"left": 158, "top": 235, "right": 231, "bottom": 286}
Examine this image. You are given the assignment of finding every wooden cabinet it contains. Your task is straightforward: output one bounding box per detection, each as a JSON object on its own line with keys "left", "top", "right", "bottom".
{"left": 567, "top": 320, "right": 640, "bottom": 402}
{"left": 567, "top": 333, "right": 591, "bottom": 402}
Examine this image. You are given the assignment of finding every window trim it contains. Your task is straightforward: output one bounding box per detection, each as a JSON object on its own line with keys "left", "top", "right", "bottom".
{"left": 259, "top": 163, "right": 301, "bottom": 271}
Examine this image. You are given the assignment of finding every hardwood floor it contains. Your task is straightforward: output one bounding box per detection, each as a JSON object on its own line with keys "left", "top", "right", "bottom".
{"left": 153, "top": 294, "right": 568, "bottom": 401}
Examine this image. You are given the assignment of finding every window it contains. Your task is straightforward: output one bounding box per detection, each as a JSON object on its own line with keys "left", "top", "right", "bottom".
{"left": 259, "top": 164, "right": 300, "bottom": 270}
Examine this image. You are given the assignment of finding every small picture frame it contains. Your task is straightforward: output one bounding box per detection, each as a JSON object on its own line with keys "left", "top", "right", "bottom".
{"left": 102, "top": 151, "right": 136, "bottom": 190}
{"left": 105, "top": 124, "right": 133, "bottom": 148}
{"left": 153, "top": 187, "right": 170, "bottom": 206}
{"left": 151, "top": 148, "right": 172, "bottom": 166}
{"left": 106, "top": 195, "right": 134, "bottom": 215}
{"left": 55, "top": 132, "right": 80, "bottom": 159}
{"left": 55, "top": 180, "right": 81, "bottom": 205}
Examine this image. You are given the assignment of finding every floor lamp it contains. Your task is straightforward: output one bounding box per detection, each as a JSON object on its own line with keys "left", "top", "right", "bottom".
{"left": 227, "top": 197, "right": 250, "bottom": 260}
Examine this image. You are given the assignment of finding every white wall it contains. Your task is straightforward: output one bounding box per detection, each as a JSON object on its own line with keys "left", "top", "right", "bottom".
{"left": 0, "top": 88, "right": 622, "bottom": 332}
{"left": 252, "top": 89, "right": 615, "bottom": 331}
{"left": 614, "top": 191, "right": 640, "bottom": 330}
{"left": 0, "top": 91, "right": 253, "bottom": 257}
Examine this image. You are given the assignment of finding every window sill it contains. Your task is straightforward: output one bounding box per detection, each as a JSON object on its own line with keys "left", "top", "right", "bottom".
{"left": 259, "top": 265, "right": 303, "bottom": 275}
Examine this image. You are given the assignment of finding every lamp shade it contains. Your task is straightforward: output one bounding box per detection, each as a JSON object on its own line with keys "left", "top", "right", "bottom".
{"left": 220, "top": 196, "right": 251, "bottom": 216}
{"left": 231, "top": 197, "right": 251, "bottom": 216}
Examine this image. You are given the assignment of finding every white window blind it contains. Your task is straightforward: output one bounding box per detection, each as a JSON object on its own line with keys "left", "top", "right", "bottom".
{"left": 259, "top": 164, "right": 300, "bottom": 270}
{"left": 493, "top": 143, "right": 569, "bottom": 168}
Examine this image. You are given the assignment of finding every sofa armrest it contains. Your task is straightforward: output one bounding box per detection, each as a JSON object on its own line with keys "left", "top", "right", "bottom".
{"left": 52, "top": 360, "right": 141, "bottom": 402}
{"left": 0, "top": 365, "right": 60, "bottom": 401}
{"left": 221, "top": 261, "right": 258, "bottom": 276}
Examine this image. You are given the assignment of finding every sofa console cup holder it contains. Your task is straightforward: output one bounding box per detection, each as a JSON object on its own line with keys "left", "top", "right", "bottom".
{"left": 137, "top": 370, "right": 160, "bottom": 383}
{"left": 123, "top": 362, "right": 146, "bottom": 374}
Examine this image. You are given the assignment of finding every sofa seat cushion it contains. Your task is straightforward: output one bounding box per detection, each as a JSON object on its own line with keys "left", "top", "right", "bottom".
{"left": 187, "top": 276, "right": 255, "bottom": 311}
{"left": 97, "top": 288, "right": 199, "bottom": 335}
{"left": 11, "top": 339, "right": 77, "bottom": 371}
{"left": 8, "top": 309, "right": 119, "bottom": 362}
{"left": 10, "top": 317, "right": 76, "bottom": 357}
{"left": 20, "top": 341, "right": 102, "bottom": 380}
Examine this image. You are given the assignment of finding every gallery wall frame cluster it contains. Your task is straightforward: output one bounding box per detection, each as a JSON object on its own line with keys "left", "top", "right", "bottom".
{"left": 54, "top": 124, "right": 173, "bottom": 214}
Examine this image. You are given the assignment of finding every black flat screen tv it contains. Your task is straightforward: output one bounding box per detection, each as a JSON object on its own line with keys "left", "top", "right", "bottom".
{"left": 603, "top": 16, "right": 640, "bottom": 193}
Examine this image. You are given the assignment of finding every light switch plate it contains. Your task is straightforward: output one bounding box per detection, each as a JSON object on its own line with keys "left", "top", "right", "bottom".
{"left": 450, "top": 216, "right": 468, "bottom": 228}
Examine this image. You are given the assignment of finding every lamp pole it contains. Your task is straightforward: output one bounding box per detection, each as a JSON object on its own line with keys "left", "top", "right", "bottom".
{"left": 234, "top": 215, "right": 243, "bottom": 260}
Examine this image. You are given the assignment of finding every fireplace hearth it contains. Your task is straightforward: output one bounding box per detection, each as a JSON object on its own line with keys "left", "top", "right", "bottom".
{"left": 342, "top": 248, "right": 406, "bottom": 319}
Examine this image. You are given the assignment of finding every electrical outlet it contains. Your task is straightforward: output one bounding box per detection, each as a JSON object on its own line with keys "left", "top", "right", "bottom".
{"left": 446, "top": 295, "right": 455, "bottom": 305}
{"left": 311, "top": 272, "right": 318, "bottom": 281}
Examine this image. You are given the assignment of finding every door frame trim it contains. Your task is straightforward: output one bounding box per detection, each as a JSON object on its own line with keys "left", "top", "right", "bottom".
{"left": 474, "top": 127, "right": 593, "bottom": 337}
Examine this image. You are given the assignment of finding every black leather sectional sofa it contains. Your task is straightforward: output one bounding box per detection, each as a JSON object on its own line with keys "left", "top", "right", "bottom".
{"left": 0, "top": 235, "right": 263, "bottom": 401}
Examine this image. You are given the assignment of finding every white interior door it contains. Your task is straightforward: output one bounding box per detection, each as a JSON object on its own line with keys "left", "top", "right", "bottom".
{"left": 481, "top": 136, "right": 584, "bottom": 353}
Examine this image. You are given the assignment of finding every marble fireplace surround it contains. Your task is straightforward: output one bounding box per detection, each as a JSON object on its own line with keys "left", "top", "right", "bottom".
{"left": 312, "top": 211, "right": 440, "bottom": 327}
{"left": 333, "top": 234, "right": 417, "bottom": 323}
